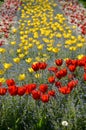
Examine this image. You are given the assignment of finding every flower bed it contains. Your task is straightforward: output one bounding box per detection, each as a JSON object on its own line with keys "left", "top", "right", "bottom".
{"left": 58, "top": 0, "right": 86, "bottom": 36}
{"left": 0, "top": 0, "right": 21, "bottom": 45}
{"left": 0, "top": 0, "right": 86, "bottom": 130}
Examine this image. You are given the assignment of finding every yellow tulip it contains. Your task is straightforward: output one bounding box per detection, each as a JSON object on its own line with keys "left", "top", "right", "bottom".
{"left": 13, "top": 57, "right": 20, "bottom": 63}
{"left": 3, "top": 63, "right": 12, "bottom": 70}
{"left": 34, "top": 73, "right": 41, "bottom": 78}
{"left": 0, "top": 77, "right": 6, "bottom": 83}
{"left": 28, "top": 68, "right": 34, "bottom": 73}
{"left": 24, "top": 51, "right": 29, "bottom": 56}
{"left": 72, "top": 25, "right": 77, "bottom": 29}
{"left": 28, "top": 44, "right": 33, "bottom": 48}
{"left": 37, "top": 44, "right": 44, "bottom": 50}
{"left": 19, "top": 74, "right": 26, "bottom": 81}
{"left": 77, "top": 43, "right": 83, "bottom": 48}
{"left": 0, "top": 70, "right": 5, "bottom": 75}
{"left": 18, "top": 54, "right": 25, "bottom": 59}
{"left": 12, "top": 28, "right": 17, "bottom": 33}
{"left": 47, "top": 47, "right": 52, "bottom": 51}
{"left": 20, "top": 31, "right": 24, "bottom": 35}
{"left": 23, "top": 46, "right": 29, "bottom": 51}
{"left": 10, "top": 41, "right": 16, "bottom": 45}
{"left": 77, "top": 54, "right": 84, "bottom": 59}
{"left": 17, "top": 49, "right": 22, "bottom": 53}
{"left": 56, "top": 33, "right": 62, "bottom": 38}
{"left": 69, "top": 46, "right": 77, "bottom": 51}
{"left": 52, "top": 48, "right": 59, "bottom": 53}
{"left": 25, "top": 58, "right": 32, "bottom": 63}
{"left": 0, "top": 48, "right": 6, "bottom": 53}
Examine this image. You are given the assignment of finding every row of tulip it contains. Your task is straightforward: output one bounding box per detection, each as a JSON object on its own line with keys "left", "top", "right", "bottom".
{"left": 58, "top": 0, "right": 86, "bottom": 35}
{"left": 0, "top": 56, "right": 86, "bottom": 102}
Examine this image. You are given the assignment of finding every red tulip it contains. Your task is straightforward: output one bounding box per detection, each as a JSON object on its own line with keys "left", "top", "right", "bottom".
{"left": 66, "top": 59, "right": 72, "bottom": 66}
{"left": 83, "top": 73, "right": 86, "bottom": 81}
{"left": 56, "top": 68, "right": 67, "bottom": 79}
{"left": 17, "top": 86, "right": 26, "bottom": 96}
{"left": 0, "top": 88, "right": 7, "bottom": 95}
{"left": 8, "top": 85, "right": 17, "bottom": 96}
{"left": 39, "top": 62, "right": 47, "bottom": 70}
{"left": 6, "top": 79, "right": 15, "bottom": 87}
{"left": 48, "top": 76, "right": 55, "bottom": 84}
{"left": 41, "top": 94, "right": 49, "bottom": 103}
{"left": 2, "top": 28, "right": 7, "bottom": 33}
{"left": 55, "top": 81, "right": 62, "bottom": 88}
{"left": 39, "top": 84, "right": 48, "bottom": 93}
{"left": 68, "top": 65, "right": 76, "bottom": 72}
{"left": 48, "top": 90, "right": 55, "bottom": 97}
{"left": 0, "top": 82, "right": 2, "bottom": 86}
{"left": 84, "top": 65, "right": 86, "bottom": 72}
{"left": 32, "top": 90, "right": 41, "bottom": 100}
{"left": 78, "top": 59, "right": 85, "bottom": 66}
{"left": 55, "top": 59, "right": 63, "bottom": 66}
{"left": 59, "top": 68, "right": 67, "bottom": 77}
{"left": 48, "top": 66, "right": 58, "bottom": 73}
{"left": 25, "top": 83, "right": 36, "bottom": 94}
{"left": 55, "top": 71, "right": 62, "bottom": 79}
{"left": 58, "top": 86, "right": 71, "bottom": 94}
{"left": 32, "top": 62, "right": 40, "bottom": 71}
{"left": 67, "top": 80, "right": 78, "bottom": 90}
{"left": 0, "top": 40, "right": 4, "bottom": 46}
{"left": 71, "top": 59, "right": 78, "bottom": 66}
{"left": 82, "top": 56, "right": 86, "bottom": 61}
{"left": 4, "top": 33, "right": 9, "bottom": 38}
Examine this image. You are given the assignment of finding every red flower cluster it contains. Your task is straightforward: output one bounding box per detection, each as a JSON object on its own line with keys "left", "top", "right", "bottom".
{"left": 32, "top": 62, "right": 47, "bottom": 71}
{"left": 0, "top": 56, "right": 86, "bottom": 101}
{"left": 47, "top": 57, "right": 86, "bottom": 94}
{"left": 58, "top": 80, "right": 78, "bottom": 94}
{"left": 66, "top": 57, "right": 86, "bottom": 81}
{"left": 5, "top": 79, "right": 55, "bottom": 103}
{"left": 59, "top": 0, "right": 86, "bottom": 35}
{"left": 55, "top": 68, "right": 67, "bottom": 79}
{"left": 25, "top": 84, "right": 37, "bottom": 94}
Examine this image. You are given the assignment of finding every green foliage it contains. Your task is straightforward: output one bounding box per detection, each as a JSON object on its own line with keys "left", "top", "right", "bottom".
{"left": 78, "top": 0, "right": 86, "bottom": 8}
{"left": 0, "top": 1, "right": 3, "bottom": 6}
{"left": 0, "top": 84, "right": 86, "bottom": 130}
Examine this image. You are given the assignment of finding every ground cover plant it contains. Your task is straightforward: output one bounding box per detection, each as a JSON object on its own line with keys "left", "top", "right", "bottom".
{"left": 0, "top": 0, "right": 86, "bottom": 130}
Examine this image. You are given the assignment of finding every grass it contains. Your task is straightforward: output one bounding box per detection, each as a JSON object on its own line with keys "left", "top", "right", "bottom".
{"left": 0, "top": 1, "right": 3, "bottom": 6}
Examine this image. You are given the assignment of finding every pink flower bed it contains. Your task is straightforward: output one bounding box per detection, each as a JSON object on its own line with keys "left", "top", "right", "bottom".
{"left": 58, "top": 0, "right": 86, "bottom": 35}
{"left": 0, "top": 0, "right": 22, "bottom": 45}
